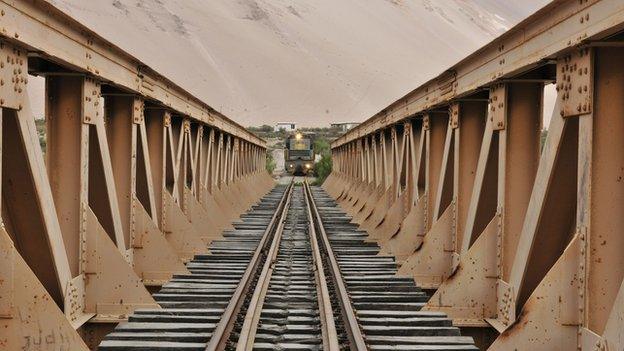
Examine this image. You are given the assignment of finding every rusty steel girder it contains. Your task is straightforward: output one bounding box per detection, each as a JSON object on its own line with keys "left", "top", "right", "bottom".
{"left": 328, "top": 48, "right": 624, "bottom": 351}
{"left": 0, "top": 2, "right": 273, "bottom": 349}
{"left": 326, "top": 1, "right": 624, "bottom": 349}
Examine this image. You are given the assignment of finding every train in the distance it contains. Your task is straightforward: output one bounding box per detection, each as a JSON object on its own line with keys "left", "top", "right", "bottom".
{"left": 284, "top": 133, "right": 314, "bottom": 175}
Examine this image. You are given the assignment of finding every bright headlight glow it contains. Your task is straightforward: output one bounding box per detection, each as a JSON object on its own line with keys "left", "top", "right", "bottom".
{"left": 289, "top": 164, "right": 293, "bottom": 167}
{"left": 305, "top": 164, "right": 311, "bottom": 169}
{"left": 295, "top": 133, "right": 302, "bottom": 140}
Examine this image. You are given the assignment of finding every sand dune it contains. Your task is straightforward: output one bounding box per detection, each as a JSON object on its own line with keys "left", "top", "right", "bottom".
{"left": 42, "top": 0, "right": 549, "bottom": 127}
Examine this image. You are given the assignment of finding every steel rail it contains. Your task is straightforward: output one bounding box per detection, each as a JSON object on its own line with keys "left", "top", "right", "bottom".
{"left": 304, "top": 181, "right": 341, "bottom": 351}
{"left": 235, "top": 183, "right": 294, "bottom": 350}
{"left": 236, "top": 181, "right": 342, "bottom": 351}
{"left": 205, "top": 180, "right": 294, "bottom": 351}
{"left": 304, "top": 180, "right": 368, "bottom": 350}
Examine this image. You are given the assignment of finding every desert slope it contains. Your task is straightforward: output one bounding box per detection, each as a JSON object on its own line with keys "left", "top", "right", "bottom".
{"left": 43, "top": 0, "right": 549, "bottom": 126}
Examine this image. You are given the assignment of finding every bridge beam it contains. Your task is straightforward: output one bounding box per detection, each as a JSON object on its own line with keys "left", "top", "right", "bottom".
{"left": 328, "top": 40, "right": 624, "bottom": 351}
{"left": 45, "top": 74, "right": 159, "bottom": 344}
{"left": 0, "top": 42, "right": 89, "bottom": 350}
{"left": 106, "top": 95, "right": 189, "bottom": 286}
{"left": 0, "top": 2, "right": 270, "bottom": 348}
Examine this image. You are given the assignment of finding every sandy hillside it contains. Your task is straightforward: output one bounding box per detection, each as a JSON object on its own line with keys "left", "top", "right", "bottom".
{"left": 38, "top": 0, "right": 550, "bottom": 127}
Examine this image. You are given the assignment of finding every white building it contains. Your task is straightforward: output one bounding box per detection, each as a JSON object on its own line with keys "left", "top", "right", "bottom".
{"left": 274, "top": 122, "right": 297, "bottom": 132}
{"left": 331, "top": 122, "right": 360, "bottom": 132}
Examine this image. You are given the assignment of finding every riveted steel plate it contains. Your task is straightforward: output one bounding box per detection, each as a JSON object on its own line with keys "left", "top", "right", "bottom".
{"left": 557, "top": 48, "right": 593, "bottom": 118}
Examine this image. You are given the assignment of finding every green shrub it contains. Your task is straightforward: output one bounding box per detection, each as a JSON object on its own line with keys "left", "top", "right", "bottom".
{"left": 313, "top": 137, "right": 331, "bottom": 157}
{"left": 36, "top": 119, "right": 46, "bottom": 154}
{"left": 314, "top": 153, "right": 332, "bottom": 185}
{"left": 266, "top": 152, "right": 276, "bottom": 174}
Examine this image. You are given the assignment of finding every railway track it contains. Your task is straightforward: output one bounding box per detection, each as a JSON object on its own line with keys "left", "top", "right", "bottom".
{"left": 99, "top": 181, "right": 478, "bottom": 350}
{"left": 307, "top": 185, "right": 478, "bottom": 351}
{"left": 98, "top": 185, "right": 290, "bottom": 350}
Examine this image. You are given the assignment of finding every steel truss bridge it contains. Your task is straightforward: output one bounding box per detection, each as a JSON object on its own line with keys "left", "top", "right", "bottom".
{"left": 0, "top": 0, "right": 622, "bottom": 350}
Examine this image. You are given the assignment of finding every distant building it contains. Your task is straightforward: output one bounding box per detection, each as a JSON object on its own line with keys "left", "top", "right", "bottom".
{"left": 331, "top": 122, "right": 360, "bottom": 132}
{"left": 274, "top": 122, "right": 297, "bottom": 132}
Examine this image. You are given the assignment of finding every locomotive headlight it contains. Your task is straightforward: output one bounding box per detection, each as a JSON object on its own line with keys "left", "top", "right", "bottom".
{"left": 295, "top": 133, "right": 302, "bottom": 140}
{"left": 305, "top": 164, "right": 311, "bottom": 169}
{"left": 289, "top": 164, "right": 293, "bottom": 168}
